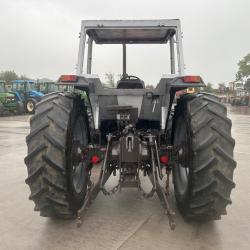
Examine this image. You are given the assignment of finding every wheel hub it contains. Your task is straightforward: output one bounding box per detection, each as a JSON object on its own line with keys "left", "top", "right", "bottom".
{"left": 70, "top": 116, "right": 89, "bottom": 195}
{"left": 173, "top": 116, "right": 191, "bottom": 195}
{"left": 27, "top": 101, "right": 34, "bottom": 112}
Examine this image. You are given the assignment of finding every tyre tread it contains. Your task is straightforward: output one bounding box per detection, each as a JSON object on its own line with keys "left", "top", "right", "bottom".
{"left": 25, "top": 92, "right": 81, "bottom": 218}
{"left": 173, "top": 93, "right": 236, "bottom": 221}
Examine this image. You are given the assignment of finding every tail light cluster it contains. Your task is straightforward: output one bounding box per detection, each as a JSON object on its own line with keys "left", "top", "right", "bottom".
{"left": 59, "top": 75, "right": 78, "bottom": 82}
{"left": 182, "top": 75, "right": 202, "bottom": 83}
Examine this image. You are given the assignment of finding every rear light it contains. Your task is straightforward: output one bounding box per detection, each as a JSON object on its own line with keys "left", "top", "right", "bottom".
{"left": 60, "top": 75, "right": 78, "bottom": 82}
{"left": 182, "top": 76, "right": 201, "bottom": 83}
{"left": 90, "top": 155, "right": 101, "bottom": 165}
{"left": 160, "top": 155, "right": 169, "bottom": 165}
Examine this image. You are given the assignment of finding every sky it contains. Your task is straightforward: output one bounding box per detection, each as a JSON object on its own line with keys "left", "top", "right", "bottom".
{"left": 0, "top": 0, "right": 249, "bottom": 86}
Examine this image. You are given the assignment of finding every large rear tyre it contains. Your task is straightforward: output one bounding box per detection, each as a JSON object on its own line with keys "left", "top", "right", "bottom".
{"left": 25, "top": 92, "right": 90, "bottom": 218}
{"left": 172, "top": 93, "right": 236, "bottom": 221}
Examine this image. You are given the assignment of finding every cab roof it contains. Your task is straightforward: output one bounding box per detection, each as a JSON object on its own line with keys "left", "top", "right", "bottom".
{"left": 11, "top": 80, "right": 35, "bottom": 84}
{"left": 82, "top": 19, "right": 180, "bottom": 44}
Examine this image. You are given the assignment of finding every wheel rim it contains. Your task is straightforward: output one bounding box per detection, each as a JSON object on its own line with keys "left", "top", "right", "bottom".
{"left": 173, "top": 115, "right": 191, "bottom": 196}
{"left": 71, "top": 115, "right": 88, "bottom": 194}
{"left": 27, "top": 101, "right": 34, "bottom": 112}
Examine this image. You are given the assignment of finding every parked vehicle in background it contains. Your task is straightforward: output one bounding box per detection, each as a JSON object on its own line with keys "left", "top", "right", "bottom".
{"left": 0, "top": 80, "right": 24, "bottom": 115}
{"left": 245, "top": 78, "right": 250, "bottom": 93}
{"left": 230, "top": 89, "right": 249, "bottom": 106}
{"left": 57, "top": 84, "right": 73, "bottom": 92}
{"left": 227, "top": 80, "right": 249, "bottom": 106}
{"left": 36, "top": 81, "right": 58, "bottom": 94}
{"left": 37, "top": 82, "right": 74, "bottom": 93}
{"left": 10, "top": 80, "right": 44, "bottom": 114}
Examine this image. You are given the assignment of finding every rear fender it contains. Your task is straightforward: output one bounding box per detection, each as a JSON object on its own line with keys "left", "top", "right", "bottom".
{"left": 57, "top": 75, "right": 91, "bottom": 92}
{"left": 170, "top": 76, "right": 206, "bottom": 92}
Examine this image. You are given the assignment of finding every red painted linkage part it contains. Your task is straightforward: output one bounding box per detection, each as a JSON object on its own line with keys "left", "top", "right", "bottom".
{"left": 82, "top": 147, "right": 105, "bottom": 165}
{"left": 90, "top": 155, "right": 101, "bottom": 165}
{"left": 160, "top": 155, "right": 169, "bottom": 165}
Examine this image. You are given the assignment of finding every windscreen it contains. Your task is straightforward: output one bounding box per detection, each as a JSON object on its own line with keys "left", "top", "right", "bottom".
{"left": 83, "top": 41, "right": 178, "bottom": 88}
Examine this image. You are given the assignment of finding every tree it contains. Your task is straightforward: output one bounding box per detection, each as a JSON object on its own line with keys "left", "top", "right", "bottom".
{"left": 19, "top": 74, "right": 30, "bottom": 80}
{"left": 202, "top": 82, "right": 214, "bottom": 93}
{"left": 236, "top": 53, "right": 250, "bottom": 81}
{"left": 105, "top": 73, "right": 115, "bottom": 87}
{"left": 0, "top": 70, "right": 32, "bottom": 84}
{"left": 0, "top": 70, "right": 19, "bottom": 84}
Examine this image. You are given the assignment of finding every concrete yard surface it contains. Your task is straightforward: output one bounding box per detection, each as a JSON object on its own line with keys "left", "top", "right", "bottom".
{"left": 0, "top": 106, "right": 249, "bottom": 250}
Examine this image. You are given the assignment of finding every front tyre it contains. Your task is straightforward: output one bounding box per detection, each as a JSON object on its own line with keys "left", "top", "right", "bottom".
{"left": 25, "top": 92, "right": 90, "bottom": 218}
{"left": 16, "top": 101, "right": 24, "bottom": 114}
{"left": 26, "top": 98, "right": 37, "bottom": 114}
{"left": 172, "top": 93, "right": 236, "bottom": 221}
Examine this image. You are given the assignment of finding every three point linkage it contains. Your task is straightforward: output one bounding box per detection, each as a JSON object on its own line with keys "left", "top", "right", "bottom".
{"left": 76, "top": 133, "right": 176, "bottom": 230}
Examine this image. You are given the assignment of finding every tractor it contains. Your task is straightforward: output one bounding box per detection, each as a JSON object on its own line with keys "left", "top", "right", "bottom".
{"left": 57, "top": 83, "right": 74, "bottom": 92}
{"left": 36, "top": 81, "right": 74, "bottom": 93}
{"left": 0, "top": 80, "right": 24, "bottom": 115}
{"left": 36, "top": 81, "right": 58, "bottom": 94}
{"left": 25, "top": 20, "right": 236, "bottom": 229}
{"left": 11, "top": 80, "right": 44, "bottom": 114}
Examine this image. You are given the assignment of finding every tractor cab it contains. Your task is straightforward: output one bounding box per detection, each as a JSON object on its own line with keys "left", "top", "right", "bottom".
{"left": 75, "top": 20, "right": 185, "bottom": 90}
{"left": 59, "top": 20, "right": 204, "bottom": 133}
{"left": 36, "top": 81, "right": 58, "bottom": 94}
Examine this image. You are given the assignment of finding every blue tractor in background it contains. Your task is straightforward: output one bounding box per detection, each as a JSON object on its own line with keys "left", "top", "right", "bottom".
{"left": 10, "top": 80, "right": 44, "bottom": 114}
